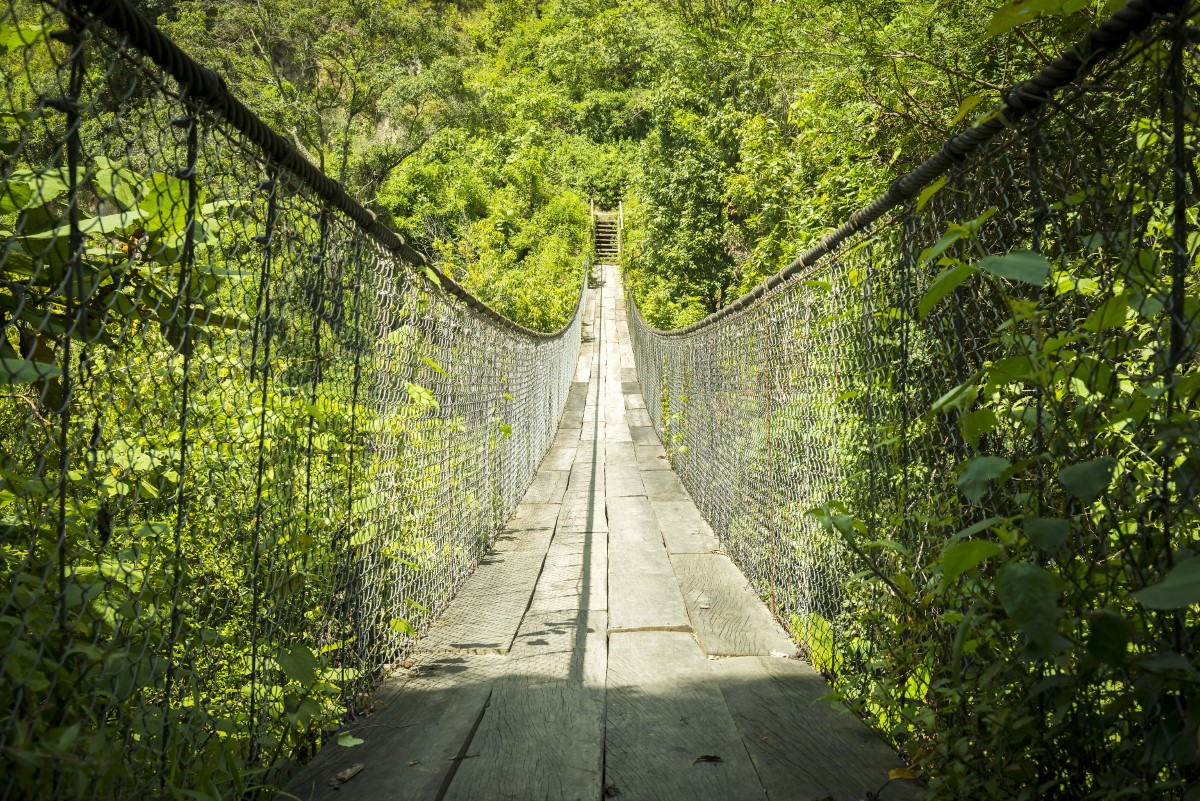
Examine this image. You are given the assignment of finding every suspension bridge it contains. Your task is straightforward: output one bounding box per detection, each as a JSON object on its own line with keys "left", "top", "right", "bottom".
{"left": 0, "top": 0, "right": 1196, "bottom": 799}
{"left": 286, "top": 259, "right": 918, "bottom": 800}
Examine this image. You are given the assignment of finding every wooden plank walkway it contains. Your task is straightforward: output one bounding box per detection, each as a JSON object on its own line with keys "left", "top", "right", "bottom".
{"left": 286, "top": 264, "right": 922, "bottom": 801}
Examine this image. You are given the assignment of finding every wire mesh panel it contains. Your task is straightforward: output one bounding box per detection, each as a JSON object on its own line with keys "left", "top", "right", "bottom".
{"left": 630, "top": 7, "right": 1200, "bottom": 797}
{"left": 0, "top": 1, "right": 584, "bottom": 797}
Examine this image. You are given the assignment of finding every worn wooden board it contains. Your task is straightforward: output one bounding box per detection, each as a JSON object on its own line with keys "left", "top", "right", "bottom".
{"left": 506, "top": 503, "right": 561, "bottom": 531}
{"left": 444, "top": 611, "right": 608, "bottom": 801}
{"left": 286, "top": 654, "right": 502, "bottom": 801}
{"left": 604, "top": 441, "right": 638, "bottom": 466}
{"left": 604, "top": 398, "right": 628, "bottom": 426}
{"left": 606, "top": 422, "right": 633, "bottom": 442}
{"left": 636, "top": 444, "right": 669, "bottom": 471}
{"left": 605, "top": 465, "right": 646, "bottom": 498}
{"left": 568, "top": 460, "right": 605, "bottom": 496}
{"left": 606, "top": 495, "right": 660, "bottom": 537}
{"left": 627, "top": 408, "right": 653, "bottom": 428}
{"left": 580, "top": 422, "right": 608, "bottom": 441}
{"left": 558, "top": 491, "right": 608, "bottom": 533}
{"left": 523, "top": 470, "right": 570, "bottom": 504}
{"left": 642, "top": 470, "right": 689, "bottom": 501}
{"left": 540, "top": 445, "right": 577, "bottom": 472}
{"left": 559, "top": 409, "right": 585, "bottom": 429}
{"left": 608, "top": 530, "right": 690, "bottom": 631}
{"left": 552, "top": 429, "right": 581, "bottom": 449}
{"left": 528, "top": 529, "right": 608, "bottom": 614}
{"left": 670, "top": 553, "right": 794, "bottom": 657}
{"left": 630, "top": 426, "right": 661, "bottom": 445}
{"left": 419, "top": 527, "right": 555, "bottom": 654}
{"left": 651, "top": 501, "right": 720, "bottom": 553}
{"left": 604, "top": 631, "right": 768, "bottom": 801}
{"left": 625, "top": 393, "right": 647, "bottom": 410}
{"left": 710, "top": 657, "right": 925, "bottom": 801}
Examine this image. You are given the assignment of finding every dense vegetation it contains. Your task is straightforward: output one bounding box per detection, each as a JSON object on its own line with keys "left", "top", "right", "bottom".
{"left": 1, "top": 0, "right": 1190, "bottom": 797}
{"left": 157, "top": 0, "right": 1125, "bottom": 329}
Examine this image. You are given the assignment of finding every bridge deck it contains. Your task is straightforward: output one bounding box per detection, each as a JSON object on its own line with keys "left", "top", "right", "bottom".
{"left": 287, "top": 265, "right": 920, "bottom": 801}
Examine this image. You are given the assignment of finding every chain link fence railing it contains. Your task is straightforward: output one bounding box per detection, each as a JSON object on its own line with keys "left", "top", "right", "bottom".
{"left": 630, "top": 1, "right": 1200, "bottom": 796}
{"left": 0, "top": 0, "right": 585, "bottom": 797}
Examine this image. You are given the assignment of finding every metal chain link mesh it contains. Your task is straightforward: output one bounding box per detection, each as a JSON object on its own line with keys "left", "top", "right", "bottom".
{"left": 0, "top": 1, "right": 584, "bottom": 796}
{"left": 630, "top": 10, "right": 1200, "bottom": 795}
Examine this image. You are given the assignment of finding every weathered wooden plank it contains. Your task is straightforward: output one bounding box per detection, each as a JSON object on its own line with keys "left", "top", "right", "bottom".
{"left": 444, "top": 611, "right": 608, "bottom": 801}
{"left": 607, "top": 494, "right": 660, "bottom": 537}
{"left": 608, "top": 514, "right": 690, "bottom": 631}
{"left": 568, "top": 459, "right": 604, "bottom": 495}
{"left": 652, "top": 500, "right": 720, "bottom": 553}
{"left": 552, "top": 429, "right": 581, "bottom": 449}
{"left": 630, "top": 425, "right": 661, "bottom": 445}
{"left": 540, "top": 445, "right": 577, "bottom": 472}
{"left": 558, "top": 491, "right": 607, "bottom": 533}
{"left": 528, "top": 529, "right": 608, "bottom": 614}
{"left": 627, "top": 408, "right": 653, "bottom": 427}
{"left": 419, "top": 527, "right": 555, "bottom": 654}
{"left": 606, "top": 422, "right": 633, "bottom": 442}
{"left": 625, "top": 393, "right": 647, "bottom": 410}
{"left": 506, "top": 503, "right": 561, "bottom": 531}
{"left": 604, "top": 398, "right": 627, "bottom": 426}
{"left": 636, "top": 444, "right": 670, "bottom": 471}
{"left": 642, "top": 470, "right": 689, "bottom": 501}
{"left": 605, "top": 631, "right": 767, "bottom": 801}
{"left": 559, "top": 409, "right": 585, "bottom": 429}
{"left": 710, "top": 657, "right": 925, "bottom": 801}
{"left": 285, "top": 654, "right": 502, "bottom": 801}
{"left": 670, "top": 553, "right": 795, "bottom": 657}
{"left": 604, "top": 441, "right": 638, "bottom": 466}
{"left": 580, "top": 422, "right": 607, "bottom": 441}
{"left": 523, "top": 470, "right": 570, "bottom": 504}
{"left": 605, "top": 465, "right": 645, "bottom": 498}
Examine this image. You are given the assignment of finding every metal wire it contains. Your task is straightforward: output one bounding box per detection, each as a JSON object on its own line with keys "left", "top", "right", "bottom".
{"left": 630, "top": 6, "right": 1200, "bottom": 796}
{"left": 0, "top": 1, "right": 584, "bottom": 797}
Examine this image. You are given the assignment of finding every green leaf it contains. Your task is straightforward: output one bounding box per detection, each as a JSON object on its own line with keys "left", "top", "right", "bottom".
{"left": 389, "top": 617, "right": 416, "bottom": 636}
{"left": 942, "top": 539, "right": 1001, "bottom": 583}
{"left": 976, "top": 251, "right": 1051, "bottom": 285}
{"left": 0, "top": 179, "right": 32, "bottom": 214}
{"left": 1086, "top": 609, "right": 1130, "bottom": 665}
{"left": 0, "top": 23, "right": 50, "bottom": 52}
{"left": 960, "top": 409, "right": 997, "bottom": 448}
{"left": 951, "top": 94, "right": 986, "bottom": 125}
{"left": 278, "top": 644, "right": 319, "bottom": 686}
{"left": 405, "top": 382, "right": 439, "bottom": 410}
{"left": 337, "top": 732, "right": 364, "bottom": 747}
{"left": 958, "top": 456, "right": 1010, "bottom": 504}
{"left": 1058, "top": 458, "right": 1116, "bottom": 503}
{"left": 919, "top": 263, "right": 977, "bottom": 320}
{"left": 1083, "top": 294, "right": 1129, "bottom": 332}
{"left": 422, "top": 356, "right": 449, "bottom": 377}
{"left": 950, "top": 516, "right": 1005, "bottom": 542}
{"left": 1025, "top": 517, "right": 1069, "bottom": 550}
{"left": 1134, "top": 558, "right": 1200, "bottom": 610}
{"left": 997, "top": 562, "right": 1062, "bottom": 650}
{"left": 0, "top": 357, "right": 61, "bottom": 385}
{"left": 984, "top": 0, "right": 1062, "bottom": 38}
{"left": 916, "top": 176, "right": 947, "bottom": 211}
{"left": 930, "top": 379, "right": 978, "bottom": 415}
{"left": 498, "top": 423, "right": 513, "bottom": 438}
